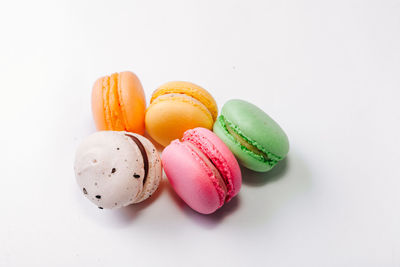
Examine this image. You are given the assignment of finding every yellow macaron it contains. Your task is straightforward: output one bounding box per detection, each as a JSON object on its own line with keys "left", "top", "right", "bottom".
{"left": 145, "top": 81, "right": 218, "bottom": 147}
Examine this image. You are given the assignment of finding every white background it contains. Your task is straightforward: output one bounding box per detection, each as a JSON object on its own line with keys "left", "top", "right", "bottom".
{"left": 0, "top": 0, "right": 399, "bottom": 266}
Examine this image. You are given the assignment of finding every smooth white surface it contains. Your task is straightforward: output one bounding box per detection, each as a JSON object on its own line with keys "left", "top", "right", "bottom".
{"left": 1, "top": 0, "right": 399, "bottom": 266}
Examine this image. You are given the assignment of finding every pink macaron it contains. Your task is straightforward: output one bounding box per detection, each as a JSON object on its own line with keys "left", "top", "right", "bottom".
{"left": 162, "top": 127, "right": 242, "bottom": 214}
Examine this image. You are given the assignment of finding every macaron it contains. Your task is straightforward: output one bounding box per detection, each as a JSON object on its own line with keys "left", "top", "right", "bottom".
{"left": 74, "top": 131, "right": 162, "bottom": 209}
{"left": 92, "top": 71, "right": 146, "bottom": 135}
{"left": 145, "top": 81, "right": 218, "bottom": 147}
{"left": 162, "top": 127, "right": 241, "bottom": 214}
{"left": 213, "top": 99, "right": 289, "bottom": 172}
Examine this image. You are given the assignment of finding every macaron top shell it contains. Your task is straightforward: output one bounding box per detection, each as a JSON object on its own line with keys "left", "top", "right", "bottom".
{"left": 214, "top": 99, "right": 289, "bottom": 172}
{"left": 162, "top": 128, "right": 241, "bottom": 214}
{"left": 150, "top": 81, "right": 218, "bottom": 121}
{"left": 74, "top": 131, "right": 161, "bottom": 209}
{"left": 91, "top": 71, "right": 146, "bottom": 134}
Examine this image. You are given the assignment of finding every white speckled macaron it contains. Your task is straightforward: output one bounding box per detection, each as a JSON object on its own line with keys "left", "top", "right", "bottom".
{"left": 74, "top": 131, "right": 162, "bottom": 209}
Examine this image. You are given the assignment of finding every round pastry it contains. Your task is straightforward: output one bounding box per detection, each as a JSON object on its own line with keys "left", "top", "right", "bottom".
{"left": 74, "top": 131, "right": 162, "bottom": 209}
{"left": 145, "top": 81, "right": 218, "bottom": 147}
{"left": 162, "top": 128, "right": 242, "bottom": 214}
{"left": 91, "top": 71, "right": 146, "bottom": 135}
{"left": 213, "top": 99, "right": 289, "bottom": 172}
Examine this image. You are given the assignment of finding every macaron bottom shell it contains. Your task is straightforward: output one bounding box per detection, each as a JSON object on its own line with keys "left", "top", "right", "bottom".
{"left": 127, "top": 132, "right": 162, "bottom": 203}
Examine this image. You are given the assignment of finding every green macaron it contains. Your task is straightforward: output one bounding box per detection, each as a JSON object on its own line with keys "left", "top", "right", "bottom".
{"left": 213, "top": 99, "right": 289, "bottom": 172}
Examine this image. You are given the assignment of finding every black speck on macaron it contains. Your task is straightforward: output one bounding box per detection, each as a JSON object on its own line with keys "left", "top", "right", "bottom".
{"left": 133, "top": 173, "right": 140, "bottom": 178}
{"left": 111, "top": 168, "right": 116, "bottom": 174}
{"left": 117, "top": 147, "right": 120, "bottom": 150}
{"left": 98, "top": 207, "right": 103, "bottom": 209}
{"left": 95, "top": 195, "right": 101, "bottom": 199}
{"left": 83, "top": 188, "right": 87, "bottom": 194}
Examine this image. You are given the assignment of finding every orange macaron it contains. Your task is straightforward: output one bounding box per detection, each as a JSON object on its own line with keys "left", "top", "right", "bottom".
{"left": 91, "top": 71, "right": 146, "bottom": 135}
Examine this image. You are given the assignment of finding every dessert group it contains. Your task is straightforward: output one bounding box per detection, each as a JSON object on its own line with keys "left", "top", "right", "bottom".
{"left": 74, "top": 71, "right": 289, "bottom": 214}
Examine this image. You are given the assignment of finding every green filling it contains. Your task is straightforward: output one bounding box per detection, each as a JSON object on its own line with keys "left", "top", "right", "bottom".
{"left": 218, "top": 115, "right": 281, "bottom": 166}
